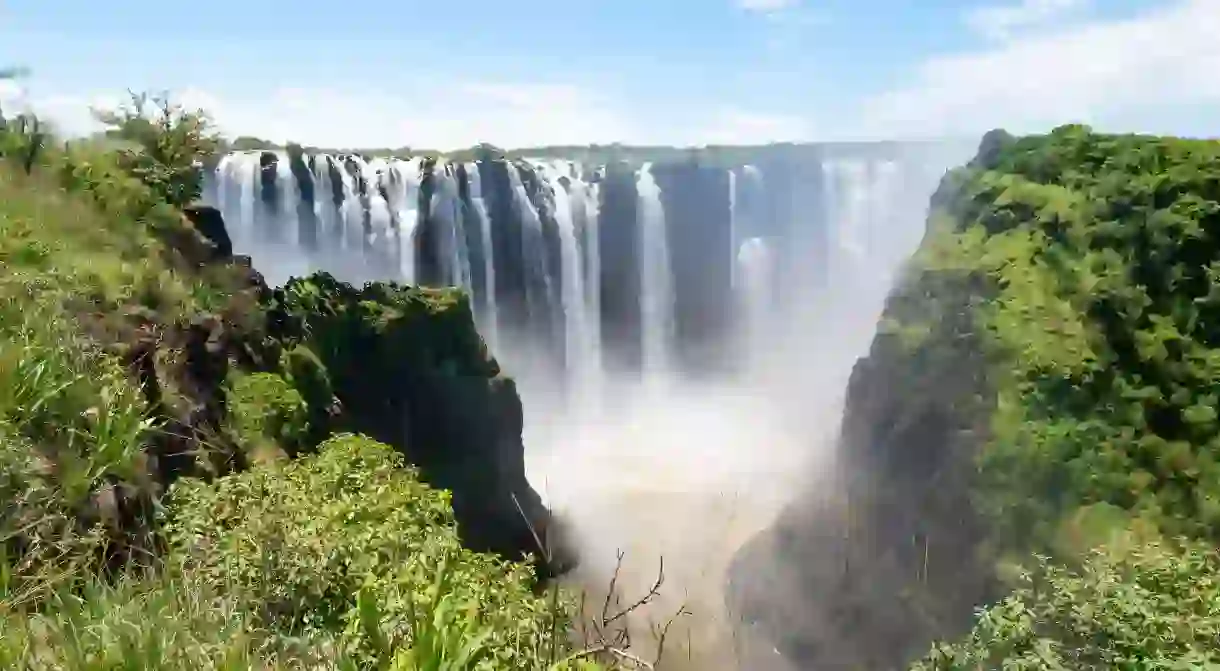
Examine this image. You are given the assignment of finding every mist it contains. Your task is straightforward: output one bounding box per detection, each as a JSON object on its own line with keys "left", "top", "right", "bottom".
{"left": 201, "top": 141, "right": 973, "bottom": 669}
{"left": 514, "top": 145, "right": 970, "bottom": 669}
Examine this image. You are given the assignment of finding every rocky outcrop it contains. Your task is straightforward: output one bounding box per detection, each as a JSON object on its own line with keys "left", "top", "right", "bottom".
{"left": 263, "top": 272, "right": 570, "bottom": 574}
{"left": 183, "top": 205, "right": 233, "bottom": 259}
{"left": 285, "top": 144, "right": 319, "bottom": 250}
{"left": 106, "top": 201, "right": 570, "bottom": 576}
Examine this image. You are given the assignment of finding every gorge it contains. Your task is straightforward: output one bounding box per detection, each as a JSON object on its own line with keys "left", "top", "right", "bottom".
{"left": 199, "top": 139, "right": 974, "bottom": 668}
{"left": 7, "top": 94, "right": 1220, "bottom": 668}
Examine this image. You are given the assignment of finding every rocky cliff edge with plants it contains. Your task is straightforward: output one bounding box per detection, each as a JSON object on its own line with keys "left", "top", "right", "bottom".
{"left": 0, "top": 93, "right": 593, "bottom": 669}
{"left": 733, "top": 125, "right": 1220, "bottom": 670}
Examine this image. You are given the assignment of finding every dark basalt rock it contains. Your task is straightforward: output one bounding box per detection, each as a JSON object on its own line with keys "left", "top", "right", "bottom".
{"left": 183, "top": 204, "right": 233, "bottom": 259}
{"left": 416, "top": 157, "right": 445, "bottom": 286}
{"left": 122, "top": 313, "right": 248, "bottom": 488}
{"left": 264, "top": 272, "right": 572, "bottom": 576}
{"left": 257, "top": 151, "right": 283, "bottom": 243}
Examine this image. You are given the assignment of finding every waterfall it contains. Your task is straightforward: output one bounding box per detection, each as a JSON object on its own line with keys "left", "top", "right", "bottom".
{"left": 535, "top": 161, "right": 600, "bottom": 407}
{"left": 202, "top": 147, "right": 959, "bottom": 671}
{"left": 728, "top": 168, "right": 738, "bottom": 291}
{"left": 735, "top": 236, "right": 773, "bottom": 372}
{"left": 636, "top": 162, "right": 675, "bottom": 381}
{"left": 823, "top": 159, "right": 905, "bottom": 294}
{"left": 504, "top": 161, "right": 556, "bottom": 378}
{"left": 575, "top": 171, "right": 603, "bottom": 400}
{"left": 466, "top": 161, "right": 498, "bottom": 350}
{"left": 394, "top": 157, "right": 423, "bottom": 284}
{"left": 429, "top": 164, "right": 473, "bottom": 289}
{"left": 201, "top": 146, "right": 950, "bottom": 394}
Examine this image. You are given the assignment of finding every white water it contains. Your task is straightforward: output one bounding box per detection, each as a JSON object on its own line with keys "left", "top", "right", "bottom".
{"left": 429, "top": 165, "right": 474, "bottom": 290}
{"left": 729, "top": 168, "right": 738, "bottom": 290}
{"left": 735, "top": 236, "right": 773, "bottom": 375}
{"left": 505, "top": 162, "right": 552, "bottom": 337}
{"left": 535, "top": 161, "right": 600, "bottom": 409}
{"left": 466, "top": 162, "right": 499, "bottom": 351}
{"left": 201, "top": 148, "right": 964, "bottom": 670}
{"left": 636, "top": 163, "right": 676, "bottom": 382}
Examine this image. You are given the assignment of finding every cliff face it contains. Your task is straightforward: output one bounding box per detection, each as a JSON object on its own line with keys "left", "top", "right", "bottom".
{"left": 53, "top": 201, "right": 566, "bottom": 579}
{"left": 730, "top": 126, "right": 1220, "bottom": 669}
{"left": 262, "top": 272, "right": 565, "bottom": 570}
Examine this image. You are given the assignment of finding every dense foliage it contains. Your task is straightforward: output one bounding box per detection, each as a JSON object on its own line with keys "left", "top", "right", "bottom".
{"left": 912, "top": 539, "right": 1220, "bottom": 670}
{"left": 0, "top": 96, "right": 604, "bottom": 670}
{"left": 874, "top": 126, "right": 1220, "bottom": 666}
{"left": 903, "top": 126, "right": 1220, "bottom": 546}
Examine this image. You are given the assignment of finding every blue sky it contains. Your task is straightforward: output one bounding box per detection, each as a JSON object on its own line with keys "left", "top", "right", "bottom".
{"left": 1, "top": 0, "right": 1217, "bottom": 149}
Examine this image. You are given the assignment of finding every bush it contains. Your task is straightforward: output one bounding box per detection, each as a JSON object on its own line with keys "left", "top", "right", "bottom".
{"left": 227, "top": 371, "right": 310, "bottom": 460}
{"left": 912, "top": 539, "right": 1220, "bottom": 670}
{"left": 93, "top": 91, "right": 220, "bottom": 208}
{"left": 162, "top": 433, "right": 571, "bottom": 669}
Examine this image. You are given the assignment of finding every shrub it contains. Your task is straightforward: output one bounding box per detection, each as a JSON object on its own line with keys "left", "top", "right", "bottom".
{"left": 92, "top": 91, "right": 220, "bottom": 208}
{"left": 227, "top": 371, "right": 310, "bottom": 460}
{"left": 912, "top": 539, "right": 1220, "bottom": 670}
{"left": 162, "top": 433, "right": 571, "bottom": 669}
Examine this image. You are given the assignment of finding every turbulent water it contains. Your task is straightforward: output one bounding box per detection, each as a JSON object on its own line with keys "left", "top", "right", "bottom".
{"left": 201, "top": 142, "right": 967, "bottom": 669}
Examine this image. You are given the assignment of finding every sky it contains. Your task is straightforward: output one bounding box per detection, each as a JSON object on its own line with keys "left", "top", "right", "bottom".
{"left": 0, "top": 0, "right": 1218, "bottom": 150}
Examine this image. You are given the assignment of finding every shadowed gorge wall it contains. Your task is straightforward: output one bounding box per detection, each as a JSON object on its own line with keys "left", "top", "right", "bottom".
{"left": 730, "top": 126, "right": 1220, "bottom": 669}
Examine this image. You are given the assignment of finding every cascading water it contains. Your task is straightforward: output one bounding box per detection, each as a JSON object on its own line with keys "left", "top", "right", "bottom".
{"left": 505, "top": 161, "right": 553, "bottom": 339}
{"left": 635, "top": 162, "right": 675, "bottom": 382}
{"left": 201, "top": 144, "right": 963, "bottom": 670}
{"left": 728, "top": 168, "right": 738, "bottom": 290}
{"left": 429, "top": 165, "right": 474, "bottom": 289}
{"left": 534, "top": 161, "right": 599, "bottom": 408}
{"left": 466, "top": 162, "right": 498, "bottom": 350}
{"left": 735, "top": 236, "right": 773, "bottom": 374}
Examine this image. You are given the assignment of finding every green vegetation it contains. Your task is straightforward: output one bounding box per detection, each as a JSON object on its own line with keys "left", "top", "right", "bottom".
{"left": 0, "top": 95, "right": 622, "bottom": 670}
{"left": 227, "top": 371, "right": 309, "bottom": 461}
{"left": 874, "top": 125, "right": 1220, "bottom": 667}
{"left": 8, "top": 78, "right": 1220, "bottom": 670}
{"left": 912, "top": 539, "right": 1220, "bottom": 670}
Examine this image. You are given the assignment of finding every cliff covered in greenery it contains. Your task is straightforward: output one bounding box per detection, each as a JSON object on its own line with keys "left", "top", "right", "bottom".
{"left": 738, "top": 125, "right": 1220, "bottom": 669}
{"left": 0, "top": 97, "right": 592, "bottom": 669}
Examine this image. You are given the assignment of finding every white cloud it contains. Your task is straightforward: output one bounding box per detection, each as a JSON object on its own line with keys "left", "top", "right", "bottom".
{"left": 22, "top": 81, "right": 648, "bottom": 151}
{"left": 20, "top": 78, "right": 817, "bottom": 150}
{"left": 857, "top": 0, "right": 1220, "bottom": 140}
{"left": 689, "top": 108, "right": 813, "bottom": 145}
{"left": 736, "top": 0, "right": 799, "bottom": 14}
{"left": 965, "top": 0, "right": 1090, "bottom": 41}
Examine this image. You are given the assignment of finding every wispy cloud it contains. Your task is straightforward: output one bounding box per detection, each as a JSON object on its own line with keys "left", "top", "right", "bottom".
{"left": 692, "top": 108, "right": 813, "bottom": 145}
{"left": 965, "top": 0, "right": 1091, "bottom": 41}
{"left": 857, "top": 0, "right": 1220, "bottom": 139}
{"left": 736, "top": 0, "right": 800, "bottom": 15}
{"left": 23, "top": 80, "right": 813, "bottom": 150}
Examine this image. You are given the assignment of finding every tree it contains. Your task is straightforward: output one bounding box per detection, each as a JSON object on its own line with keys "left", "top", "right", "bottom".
{"left": 91, "top": 90, "right": 220, "bottom": 207}
{"left": 911, "top": 539, "right": 1220, "bottom": 670}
